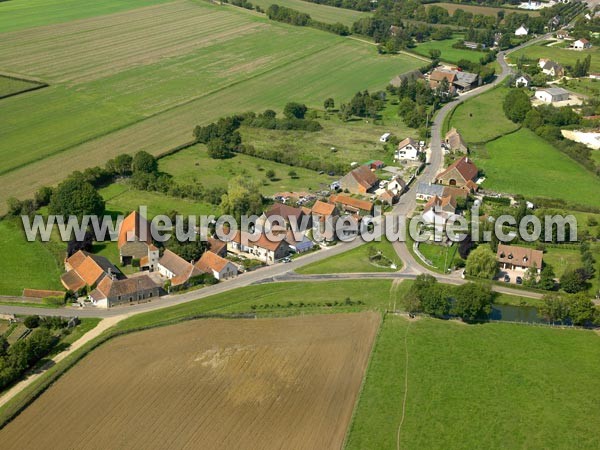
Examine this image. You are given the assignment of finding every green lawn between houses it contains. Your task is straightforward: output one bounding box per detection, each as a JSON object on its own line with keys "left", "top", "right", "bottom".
{"left": 476, "top": 128, "right": 600, "bottom": 208}
{"left": 412, "top": 34, "right": 488, "bottom": 65}
{"left": 509, "top": 41, "right": 600, "bottom": 73}
{"left": 297, "top": 239, "right": 402, "bottom": 274}
{"left": 346, "top": 314, "right": 600, "bottom": 450}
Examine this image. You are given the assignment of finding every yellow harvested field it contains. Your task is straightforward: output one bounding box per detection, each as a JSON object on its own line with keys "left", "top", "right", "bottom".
{"left": 0, "top": 313, "right": 381, "bottom": 449}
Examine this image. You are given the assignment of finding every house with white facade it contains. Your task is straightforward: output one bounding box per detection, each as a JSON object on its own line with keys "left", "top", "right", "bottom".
{"left": 573, "top": 38, "right": 592, "bottom": 50}
{"left": 395, "top": 137, "right": 420, "bottom": 161}
{"left": 535, "top": 87, "right": 569, "bottom": 103}
{"left": 515, "top": 25, "right": 529, "bottom": 36}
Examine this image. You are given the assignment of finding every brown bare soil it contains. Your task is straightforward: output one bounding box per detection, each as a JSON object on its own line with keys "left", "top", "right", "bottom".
{"left": 0, "top": 313, "right": 380, "bottom": 449}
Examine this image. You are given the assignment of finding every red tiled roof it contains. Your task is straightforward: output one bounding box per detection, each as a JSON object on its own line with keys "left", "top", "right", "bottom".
{"left": 496, "top": 244, "right": 543, "bottom": 269}
{"left": 118, "top": 211, "right": 151, "bottom": 249}
{"left": 159, "top": 249, "right": 202, "bottom": 286}
{"left": 195, "top": 251, "right": 232, "bottom": 273}
{"left": 423, "top": 195, "right": 456, "bottom": 213}
{"left": 311, "top": 200, "right": 336, "bottom": 216}
{"left": 231, "top": 231, "right": 287, "bottom": 252}
{"left": 437, "top": 156, "right": 478, "bottom": 183}
{"left": 330, "top": 194, "right": 373, "bottom": 212}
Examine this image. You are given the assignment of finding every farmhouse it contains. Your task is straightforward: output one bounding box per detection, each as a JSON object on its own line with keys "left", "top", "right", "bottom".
{"left": 330, "top": 194, "right": 374, "bottom": 216}
{"left": 416, "top": 182, "right": 445, "bottom": 201}
{"left": 573, "top": 38, "right": 591, "bottom": 50}
{"left": 157, "top": 249, "right": 203, "bottom": 287}
{"left": 556, "top": 29, "right": 569, "bottom": 39}
{"left": 340, "top": 165, "right": 379, "bottom": 194}
{"left": 540, "top": 60, "right": 564, "bottom": 78}
{"left": 515, "top": 74, "right": 532, "bottom": 88}
{"left": 387, "top": 176, "right": 406, "bottom": 195}
{"left": 435, "top": 156, "right": 478, "bottom": 188}
{"left": 389, "top": 69, "right": 425, "bottom": 88}
{"left": 258, "top": 203, "right": 309, "bottom": 233}
{"left": 535, "top": 87, "right": 570, "bottom": 103}
{"left": 379, "top": 190, "right": 398, "bottom": 205}
{"left": 444, "top": 128, "right": 468, "bottom": 153}
{"left": 395, "top": 137, "right": 420, "bottom": 161}
{"left": 284, "top": 230, "right": 315, "bottom": 253}
{"left": 89, "top": 275, "right": 159, "bottom": 308}
{"left": 310, "top": 201, "right": 339, "bottom": 242}
{"left": 61, "top": 250, "right": 121, "bottom": 292}
{"left": 228, "top": 231, "right": 290, "bottom": 264}
{"left": 496, "top": 244, "right": 543, "bottom": 273}
{"left": 118, "top": 211, "right": 152, "bottom": 265}
{"left": 194, "top": 251, "right": 238, "bottom": 280}
{"left": 422, "top": 195, "right": 458, "bottom": 232}
{"left": 429, "top": 68, "right": 479, "bottom": 93}
{"left": 207, "top": 237, "right": 227, "bottom": 257}
{"left": 515, "top": 24, "right": 529, "bottom": 36}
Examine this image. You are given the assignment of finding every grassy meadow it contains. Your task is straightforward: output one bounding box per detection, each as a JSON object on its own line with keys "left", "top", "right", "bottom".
{"left": 250, "top": 0, "right": 369, "bottom": 25}
{"left": 0, "top": 0, "right": 423, "bottom": 212}
{"left": 426, "top": 2, "right": 538, "bottom": 17}
{"left": 509, "top": 41, "right": 600, "bottom": 72}
{"left": 412, "top": 34, "right": 488, "bottom": 64}
{"left": 476, "top": 128, "right": 600, "bottom": 208}
{"left": 447, "top": 87, "right": 520, "bottom": 143}
{"left": 0, "top": 220, "right": 63, "bottom": 295}
{"left": 346, "top": 315, "right": 600, "bottom": 449}
{"left": 0, "top": 76, "right": 42, "bottom": 98}
{"left": 297, "top": 239, "right": 401, "bottom": 274}
{"left": 159, "top": 144, "right": 336, "bottom": 195}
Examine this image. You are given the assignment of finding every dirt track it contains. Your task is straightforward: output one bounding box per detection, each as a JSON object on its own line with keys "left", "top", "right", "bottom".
{"left": 0, "top": 313, "right": 380, "bottom": 449}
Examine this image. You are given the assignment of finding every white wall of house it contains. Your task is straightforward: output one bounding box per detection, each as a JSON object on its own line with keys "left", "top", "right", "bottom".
{"left": 395, "top": 145, "right": 419, "bottom": 161}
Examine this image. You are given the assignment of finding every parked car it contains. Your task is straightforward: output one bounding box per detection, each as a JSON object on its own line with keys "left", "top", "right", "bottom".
{"left": 503, "top": 274, "right": 510, "bottom": 283}
{"left": 281, "top": 257, "right": 292, "bottom": 263}
{"left": 516, "top": 276, "right": 523, "bottom": 285}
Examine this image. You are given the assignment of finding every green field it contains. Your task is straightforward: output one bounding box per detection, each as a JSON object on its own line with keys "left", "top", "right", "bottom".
{"left": 427, "top": 2, "right": 539, "bottom": 17}
{"left": 99, "top": 182, "right": 219, "bottom": 219}
{"left": 0, "top": 220, "right": 63, "bottom": 296}
{"left": 561, "top": 77, "right": 600, "bottom": 97}
{"left": 476, "top": 129, "right": 600, "bottom": 208}
{"left": 413, "top": 34, "right": 488, "bottom": 64}
{"left": 448, "top": 87, "right": 520, "bottom": 143}
{"left": 159, "top": 143, "right": 335, "bottom": 195}
{"left": 417, "top": 241, "right": 460, "bottom": 272}
{"left": 510, "top": 41, "right": 600, "bottom": 73}
{"left": 0, "top": 0, "right": 422, "bottom": 212}
{"left": 250, "top": 0, "right": 369, "bottom": 26}
{"left": 0, "top": 0, "right": 172, "bottom": 33}
{"left": 346, "top": 315, "right": 600, "bottom": 449}
{"left": 297, "top": 239, "right": 401, "bottom": 274}
{"left": 0, "top": 76, "right": 42, "bottom": 98}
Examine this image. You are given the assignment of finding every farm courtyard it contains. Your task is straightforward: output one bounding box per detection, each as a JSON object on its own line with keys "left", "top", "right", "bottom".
{"left": 0, "top": 0, "right": 423, "bottom": 212}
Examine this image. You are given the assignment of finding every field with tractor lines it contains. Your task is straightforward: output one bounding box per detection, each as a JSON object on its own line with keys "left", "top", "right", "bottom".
{"left": 0, "top": 0, "right": 422, "bottom": 212}
{"left": 0, "top": 313, "right": 380, "bottom": 449}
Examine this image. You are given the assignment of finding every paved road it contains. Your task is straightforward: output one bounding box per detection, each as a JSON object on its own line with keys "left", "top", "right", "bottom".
{"left": 0, "top": 37, "right": 550, "bottom": 320}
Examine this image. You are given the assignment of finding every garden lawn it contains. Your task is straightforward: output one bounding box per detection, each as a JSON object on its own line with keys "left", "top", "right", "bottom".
{"left": 159, "top": 144, "right": 336, "bottom": 196}
{"left": 509, "top": 42, "right": 600, "bottom": 73}
{"left": 417, "top": 241, "right": 460, "bottom": 273}
{"left": 297, "top": 239, "right": 401, "bottom": 274}
{"left": 250, "top": 0, "right": 369, "bottom": 26}
{"left": 346, "top": 315, "right": 600, "bottom": 450}
{"left": 412, "top": 34, "right": 488, "bottom": 64}
{"left": 475, "top": 128, "right": 600, "bottom": 209}
{"left": 447, "top": 86, "right": 519, "bottom": 143}
{"left": 0, "top": 219, "right": 63, "bottom": 296}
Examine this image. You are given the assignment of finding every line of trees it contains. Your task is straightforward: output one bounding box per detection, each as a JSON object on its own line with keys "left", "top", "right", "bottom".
{"left": 266, "top": 4, "right": 350, "bottom": 35}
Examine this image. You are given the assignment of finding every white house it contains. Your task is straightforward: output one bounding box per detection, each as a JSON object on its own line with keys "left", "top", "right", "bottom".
{"left": 394, "top": 137, "right": 420, "bottom": 161}
{"left": 573, "top": 38, "right": 592, "bottom": 50}
{"left": 379, "top": 132, "right": 391, "bottom": 143}
{"left": 515, "top": 74, "right": 532, "bottom": 88}
{"left": 194, "top": 251, "right": 238, "bottom": 280}
{"left": 515, "top": 25, "right": 529, "bottom": 36}
{"left": 534, "top": 87, "right": 569, "bottom": 103}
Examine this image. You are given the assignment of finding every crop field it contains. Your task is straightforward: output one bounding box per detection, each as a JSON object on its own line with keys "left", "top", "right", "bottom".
{"left": 0, "top": 0, "right": 172, "bottom": 33}
{"left": 346, "top": 315, "right": 600, "bottom": 449}
{"left": 447, "top": 87, "right": 519, "bottom": 143}
{"left": 159, "top": 144, "right": 336, "bottom": 195}
{"left": 509, "top": 41, "right": 600, "bottom": 72}
{"left": 0, "top": 313, "right": 381, "bottom": 449}
{"left": 412, "top": 34, "right": 488, "bottom": 64}
{"left": 250, "top": 0, "right": 369, "bottom": 25}
{"left": 0, "top": 0, "right": 422, "bottom": 212}
{"left": 475, "top": 128, "right": 600, "bottom": 208}
{"left": 0, "top": 75, "right": 43, "bottom": 98}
